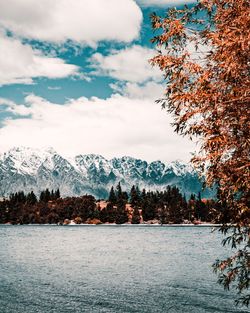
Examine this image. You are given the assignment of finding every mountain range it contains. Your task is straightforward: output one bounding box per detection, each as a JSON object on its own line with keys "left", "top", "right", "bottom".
{"left": 0, "top": 147, "right": 214, "bottom": 199}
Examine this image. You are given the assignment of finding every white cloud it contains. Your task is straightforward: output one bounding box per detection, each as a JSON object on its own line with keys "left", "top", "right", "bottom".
{"left": 0, "top": 94, "right": 195, "bottom": 163}
{"left": 0, "top": 0, "right": 142, "bottom": 45}
{"left": 0, "top": 97, "right": 32, "bottom": 116}
{"left": 136, "top": 0, "right": 195, "bottom": 7}
{"left": 0, "top": 32, "right": 79, "bottom": 85}
{"left": 110, "top": 81, "right": 165, "bottom": 100}
{"left": 91, "top": 45, "right": 162, "bottom": 83}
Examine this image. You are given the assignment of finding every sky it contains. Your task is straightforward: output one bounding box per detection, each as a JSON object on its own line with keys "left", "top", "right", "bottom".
{"left": 0, "top": 0, "right": 197, "bottom": 163}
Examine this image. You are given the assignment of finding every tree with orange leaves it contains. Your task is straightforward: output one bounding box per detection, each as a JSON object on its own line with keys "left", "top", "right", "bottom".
{"left": 150, "top": 0, "right": 249, "bottom": 306}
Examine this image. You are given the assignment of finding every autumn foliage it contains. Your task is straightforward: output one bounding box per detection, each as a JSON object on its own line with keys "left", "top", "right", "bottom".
{"left": 150, "top": 0, "right": 249, "bottom": 306}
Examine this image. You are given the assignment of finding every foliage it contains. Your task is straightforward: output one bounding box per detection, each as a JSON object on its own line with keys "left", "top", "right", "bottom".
{"left": 108, "top": 186, "right": 117, "bottom": 204}
{"left": 131, "top": 206, "right": 141, "bottom": 224}
{"left": 150, "top": 0, "right": 250, "bottom": 306}
{"left": 0, "top": 185, "right": 221, "bottom": 225}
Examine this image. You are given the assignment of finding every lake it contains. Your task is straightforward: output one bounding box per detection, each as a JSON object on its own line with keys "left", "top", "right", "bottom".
{"left": 0, "top": 225, "right": 248, "bottom": 313}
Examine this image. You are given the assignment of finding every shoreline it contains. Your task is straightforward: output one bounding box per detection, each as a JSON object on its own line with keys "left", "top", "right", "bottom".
{"left": 0, "top": 223, "right": 222, "bottom": 227}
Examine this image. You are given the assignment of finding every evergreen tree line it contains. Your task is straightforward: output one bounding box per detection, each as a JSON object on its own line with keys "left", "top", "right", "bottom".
{"left": 0, "top": 189, "right": 96, "bottom": 225}
{"left": 0, "top": 184, "right": 227, "bottom": 225}
{"left": 107, "top": 184, "right": 223, "bottom": 224}
{"left": 8, "top": 188, "right": 61, "bottom": 206}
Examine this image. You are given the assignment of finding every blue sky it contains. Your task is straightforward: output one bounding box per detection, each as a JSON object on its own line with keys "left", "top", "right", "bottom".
{"left": 0, "top": 0, "right": 197, "bottom": 162}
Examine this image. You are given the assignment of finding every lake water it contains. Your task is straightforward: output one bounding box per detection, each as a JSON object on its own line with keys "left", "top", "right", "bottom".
{"left": 0, "top": 225, "right": 248, "bottom": 313}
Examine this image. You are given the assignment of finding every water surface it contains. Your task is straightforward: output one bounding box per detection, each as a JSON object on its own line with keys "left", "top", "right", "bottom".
{"left": 0, "top": 225, "right": 248, "bottom": 313}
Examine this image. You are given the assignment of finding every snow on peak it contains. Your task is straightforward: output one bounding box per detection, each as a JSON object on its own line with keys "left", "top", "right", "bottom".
{"left": 167, "top": 160, "right": 194, "bottom": 176}
{"left": 1, "top": 146, "right": 57, "bottom": 175}
{"left": 0, "top": 147, "right": 193, "bottom": 178}
{"left": 73, "top": 154, "right": 111, "bottom": 174}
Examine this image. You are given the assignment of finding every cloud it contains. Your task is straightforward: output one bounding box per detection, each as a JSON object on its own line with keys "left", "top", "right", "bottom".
{"left": 91, "top": 45, "right": 162, "bottom": 83}
{"left": 110, "top": 81, "right": 165, "bottom": 100}
{"left": 0, "top": 0, "right": 142, "bottom": 45}
{"left": 136, "top": 0, "right": 195, "bottom": 7}
{"left": 0, "top": 32, "right": 79, "bottom": 85}
{"left": 0, "top": 97, "right": 32, "bottom": 116}
{"left": 0, "top": 94, "right": 195, "bottom": 162}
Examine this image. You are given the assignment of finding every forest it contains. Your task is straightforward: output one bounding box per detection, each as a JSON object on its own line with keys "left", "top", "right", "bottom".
{"left": 0, "top": 184, "right": 228, "bottom": 225}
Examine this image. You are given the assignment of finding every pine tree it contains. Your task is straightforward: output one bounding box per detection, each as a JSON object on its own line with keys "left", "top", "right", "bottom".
{"left": 108, "top": 186, "right": 116, "bottom": 204}
{"left": 106, "top": 202, "right": 116, "bottom": 223}
{"left": 39, "top": 191, "right": 45, "bottom": 202}
{"left": 130, "top": 185, "right": 139, "bottom": 207}
{"left": 116, "top": 182, "right": 123, "bottom": 202}
{"left": 131, "top": 207, "right": 141, "bottom": 224}
{"left": 115, "top": 202, "right": 128, "bottom": 224}
{"left": 27, "top": 191, "right": 37, "bottom": 205}
{"left": 44, "top": 189, "right": 51, "bottom": 202}
{"left": 55, "top": 188, "right": 60, "bottom": 199}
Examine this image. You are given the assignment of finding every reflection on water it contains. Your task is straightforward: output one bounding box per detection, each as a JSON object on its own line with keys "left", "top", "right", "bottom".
{"left": 0, "top": 225, "right": 248, "bottom": 313}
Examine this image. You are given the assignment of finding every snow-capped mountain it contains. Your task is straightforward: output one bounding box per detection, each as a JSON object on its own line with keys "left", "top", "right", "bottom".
{"left": 0, "top": 147, "right": 213, "bottom": 199}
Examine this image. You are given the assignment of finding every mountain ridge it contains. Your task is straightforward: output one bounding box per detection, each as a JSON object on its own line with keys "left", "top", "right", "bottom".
{"left": 0, "top": 146, "right": 213, "bottom": 199}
